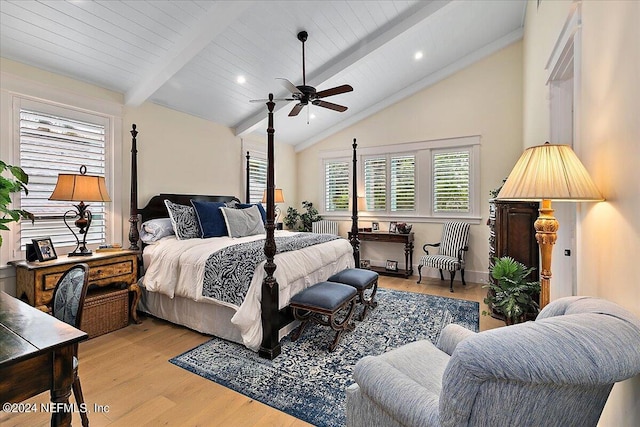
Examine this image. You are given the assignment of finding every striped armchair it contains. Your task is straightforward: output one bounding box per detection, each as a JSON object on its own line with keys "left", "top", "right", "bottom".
{"left": 417, "top": 221, "right": 470, "bottom": 292}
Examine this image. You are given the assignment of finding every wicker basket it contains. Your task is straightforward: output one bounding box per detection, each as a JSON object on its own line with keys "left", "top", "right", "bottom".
{"left": 80, "top": 287, "right": 129, "bottom": 338}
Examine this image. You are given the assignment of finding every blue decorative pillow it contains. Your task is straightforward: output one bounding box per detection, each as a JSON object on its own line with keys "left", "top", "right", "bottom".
{"left": 191, "top": 200, "right": 228, "bottom": 238}
{"left": 237, "top": 203, "right": 267, "bottom": 223}
{"left": 164, "top": 200, "right": 201, "bottom": 240}
{"left": 140, "top": 218, "right": 174, "bottom": 243}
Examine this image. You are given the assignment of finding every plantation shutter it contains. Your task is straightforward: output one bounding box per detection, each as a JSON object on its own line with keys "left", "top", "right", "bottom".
{"left": 390, "top": 154, "right": 415, "bottom": 211}
{"left": 19, "top": 109, "right": 107, "bottom": 250}
{"left": 433, "top": 150, "right": 470, "bottom": 212}
{"left": 364, "top": 157, "right": 386, "bottom": 211}
{"left": 248, "top": 155, "right": 267, "bottom": 203}
{"left": 325, "top": 160, "right": 349, "bottom": 211}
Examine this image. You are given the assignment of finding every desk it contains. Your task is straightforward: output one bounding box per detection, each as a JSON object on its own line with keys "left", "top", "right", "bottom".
{"left": 0, "top": 292, "right": 87, "bottom": 427}
{"left": 354, "top": 232, "right": 414, "bottom": 278}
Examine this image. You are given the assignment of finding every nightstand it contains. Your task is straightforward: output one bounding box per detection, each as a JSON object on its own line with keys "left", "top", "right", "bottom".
{"left": 8, "top": 250, "right": 141, "bottom": 325}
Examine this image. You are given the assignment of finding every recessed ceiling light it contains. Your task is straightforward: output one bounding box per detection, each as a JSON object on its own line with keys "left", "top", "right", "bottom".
{"left": 309, "top": 113, "right": 316, "bottom": 120}
{"left": 414, "top": 51, "right": 424, "bottom": 61}
{"left": 236, "top": 75, "right": 246, "bottom": 84}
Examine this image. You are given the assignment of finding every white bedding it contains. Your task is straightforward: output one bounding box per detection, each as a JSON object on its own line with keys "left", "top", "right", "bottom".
{"left": 142, "top": 230, "right": 354, "bottom": 350}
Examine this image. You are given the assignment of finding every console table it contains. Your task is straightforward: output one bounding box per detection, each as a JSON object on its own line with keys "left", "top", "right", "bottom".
{"left": 353, "top": 231, "right": 414, "bottom": 278}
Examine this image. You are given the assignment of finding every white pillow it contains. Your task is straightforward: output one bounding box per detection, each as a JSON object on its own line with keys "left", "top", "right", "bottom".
{"left": 220, "top": 205, "right": 265, "bottom": 238}
{"left": 140, "top": 218, "right": 174, "bottom": 243}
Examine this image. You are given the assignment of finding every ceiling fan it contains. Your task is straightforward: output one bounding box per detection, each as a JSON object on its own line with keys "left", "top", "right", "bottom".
{"left": 252, "top": 31, "right": 353, "bottom": 117}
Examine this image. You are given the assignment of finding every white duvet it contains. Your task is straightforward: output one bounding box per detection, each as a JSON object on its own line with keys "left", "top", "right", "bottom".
{"left": 142, "top": 230, "right": 354, "bottom": 350}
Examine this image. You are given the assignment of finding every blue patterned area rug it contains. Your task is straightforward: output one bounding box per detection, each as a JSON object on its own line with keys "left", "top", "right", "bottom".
{"left": 169, "top": 289, "right": 479, "bottom": 427}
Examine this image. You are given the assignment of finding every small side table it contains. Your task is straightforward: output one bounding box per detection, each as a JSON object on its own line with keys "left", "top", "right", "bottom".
{"left": 8, "top": 250, "right": 141, "bottom": 324}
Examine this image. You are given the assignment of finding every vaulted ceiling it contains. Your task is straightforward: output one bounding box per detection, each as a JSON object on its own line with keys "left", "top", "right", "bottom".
{"left": 0, "top": 0, "right": 526, "bottom": 150}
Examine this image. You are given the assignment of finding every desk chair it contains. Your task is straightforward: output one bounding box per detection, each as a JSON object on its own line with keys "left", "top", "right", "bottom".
{"left": 51, "top": 263, "right": 90, "bottom": 427}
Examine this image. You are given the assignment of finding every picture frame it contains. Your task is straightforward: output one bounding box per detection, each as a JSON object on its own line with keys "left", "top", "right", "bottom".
{"left": 372, "top": 221, "right": 379, "bottom": 232}
{"left": 360, "top": 259, "right": 371, "bottom": 269}
{"left": 32, "top": 237, "right": 57, "bottom": 262}
{"left": 385, "top": 259, "right": 398, "bottom": 272}
{"left": 389, "top": 221, "right": 398, "bottom": 233}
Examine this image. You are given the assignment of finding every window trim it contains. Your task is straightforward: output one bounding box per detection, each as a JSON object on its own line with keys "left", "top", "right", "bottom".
{"left": 1, "top": 71, "right": 122, "bottom": 261}
{"left": 319, "top": 135, "right": 481, "bottom": 222}
{"left": 242, "top": 139, "right": 267, "bottom": 204}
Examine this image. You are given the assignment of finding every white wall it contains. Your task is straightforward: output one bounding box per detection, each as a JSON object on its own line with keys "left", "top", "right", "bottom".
{"left": 0, "top": 58, "right": 296, "bottom": 294}
{"left": 296, "top": 41, "right": 524, "bottom": 282}
{"left": 522, "top": 1, "right": 640, "bottom": 424}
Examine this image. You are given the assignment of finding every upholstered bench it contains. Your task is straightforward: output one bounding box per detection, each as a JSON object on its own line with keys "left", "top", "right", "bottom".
{"left": 289, "top": 281, "right": 358, "bottom": 352}
{"left": 328, "top": 268, "right": 379, "bottom": 320}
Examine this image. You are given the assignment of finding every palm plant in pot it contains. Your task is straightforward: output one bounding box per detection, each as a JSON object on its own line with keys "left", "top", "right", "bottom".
{"left": 483, "top": 256, "right": 541, "bottom": 325}
{"left": 0, "top": 160, "right": 32, "bottom": 246}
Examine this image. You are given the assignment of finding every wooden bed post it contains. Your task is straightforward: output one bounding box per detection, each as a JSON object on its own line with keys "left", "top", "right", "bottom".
{"left": 128, "top": 124, "right": 140, "bottom": 251}
{"left": 259, "top": 94, "right": 281, "bottom": 360}
{"left": 245, "top": 151, "right": 251, "bottom": 203}
{"left": 350, "top": 138, "right": 360, "bottom": 267}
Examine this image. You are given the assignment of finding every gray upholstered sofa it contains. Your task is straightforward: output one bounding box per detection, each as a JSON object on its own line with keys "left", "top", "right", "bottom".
{"left": 345, "top": 296, "right": 640, "bottom": 427}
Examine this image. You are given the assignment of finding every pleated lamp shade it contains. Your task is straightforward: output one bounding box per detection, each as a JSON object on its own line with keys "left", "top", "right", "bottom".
{"left": 497, "top": 142, "right": 603, "bottom": 202}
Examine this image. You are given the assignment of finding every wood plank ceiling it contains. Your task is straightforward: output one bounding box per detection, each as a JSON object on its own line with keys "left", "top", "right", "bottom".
{"left": 0, "top": 0, "right": 526, "bottom": 150}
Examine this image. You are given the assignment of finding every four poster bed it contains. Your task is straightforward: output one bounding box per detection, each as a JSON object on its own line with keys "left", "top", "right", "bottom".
{"left": 127, "top": 96, "right": 361, "bottom": 359}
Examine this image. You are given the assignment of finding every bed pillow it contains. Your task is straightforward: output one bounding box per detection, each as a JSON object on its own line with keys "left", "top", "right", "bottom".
{"left": 191, "top": 200, "right": 228, "bottom": 238}
{"left": 164, "top": 200, "right": 201, "bottom": 240}
{"left": 236, "top": 203, "right": 267, "bottom": 223}
{"left": 220, "top": 205, "right": 266, "bottom": 238}
{"left": 140, "top": 218, "right": 174, "bottom": 243}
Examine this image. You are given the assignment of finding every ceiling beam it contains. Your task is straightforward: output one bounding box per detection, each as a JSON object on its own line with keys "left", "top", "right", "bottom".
{"left": 294, "top": 28, "right": 524, "bottom": 152}
{"left": 125, "top": 2, "right": 255, "bottom": 106}
{"left": 234, "top": 0, "right": 452, "bottom": 136}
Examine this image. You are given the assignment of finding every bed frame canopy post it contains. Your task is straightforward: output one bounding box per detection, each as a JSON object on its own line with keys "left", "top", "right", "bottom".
{"left": 245, "top": 151, "right": 251, "bottom": 203}
{"left": 350, "top": 138, "right": 360, "bottom": 267}
{"left": 128, "top": 124, "right": 140, "bottom": 251}
{"left": 259, "top": 94, "right": 281, "bottom": 360}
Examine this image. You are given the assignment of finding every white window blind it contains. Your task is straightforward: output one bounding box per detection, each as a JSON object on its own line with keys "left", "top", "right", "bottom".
{"left": 390, "top": 154, "right": 415, "bottom": 211}
{"left": 433, "top": 150, "right": 470, "bottom": 212}
{"left": 19, "top": 109, "right": 107, "bottom": 250}
{"left": 364, "top": 157, "right": 387, "bottom": 211}
{"left": 325, "top": 160, "right": 350, "bottom": 212}
{"left": 248, "top": 155, "right": 267, "bottom": 203}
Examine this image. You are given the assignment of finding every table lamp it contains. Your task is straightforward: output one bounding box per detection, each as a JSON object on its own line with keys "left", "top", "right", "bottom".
{"left": 497, "top": 142, "right": 603, "bottom": 308}
{"left": 49, "top": 165, "right": 111, "bottom": 256}
{"left": 262, "top": 188, "right": 285, "bottom": 228}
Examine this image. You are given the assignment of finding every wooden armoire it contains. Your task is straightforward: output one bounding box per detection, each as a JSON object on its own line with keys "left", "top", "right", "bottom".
{"left": 488, "top": 199, "right": 540, "bottom": 315}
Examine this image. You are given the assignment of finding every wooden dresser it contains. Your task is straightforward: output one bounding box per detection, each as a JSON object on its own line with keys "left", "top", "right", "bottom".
{"left": 8, "top": 250, "right": 141, "bottom": 325}
{"left": 488, "top": 199, "right": 540, "bottom": 315}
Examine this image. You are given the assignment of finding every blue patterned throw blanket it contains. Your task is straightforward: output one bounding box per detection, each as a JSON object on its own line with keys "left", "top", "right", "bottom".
{"left": 202, "top": 233, "right": 339, "bottom": 306}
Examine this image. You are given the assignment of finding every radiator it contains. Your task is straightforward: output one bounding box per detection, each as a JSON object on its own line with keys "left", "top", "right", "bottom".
{"left": 312, "top": 220, "right": 339, "bottom": 235}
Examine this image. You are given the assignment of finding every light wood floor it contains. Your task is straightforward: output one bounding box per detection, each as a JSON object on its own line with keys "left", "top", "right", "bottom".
{"left": 1, "top": 276, "right": 504, "bottom": 427}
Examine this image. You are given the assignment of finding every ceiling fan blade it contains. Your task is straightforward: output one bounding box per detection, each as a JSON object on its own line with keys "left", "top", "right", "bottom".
{"left": 249, "top": 97, "right": 294, "bottom": 103}
{"left": 313, "top": 100, "right": 348, "bottom": 112}
{"left": 276, "top": 78, "right": 303, "bottom": 95}
{"left": 315, "top": 84, "right": 354, "bottom": 99}
{"left": 288, "top": 103, "right": 304, "bottom": 116}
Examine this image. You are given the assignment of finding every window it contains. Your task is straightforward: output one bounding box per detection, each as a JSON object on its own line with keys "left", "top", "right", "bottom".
{"left": 247, "top": 155, "right": 267, "bottom": 204}
{"left": 324, "top": 159, "right": 350, "bottom": 212}
{"left": 320, "top": 136, "right": 480, "bottom": 221}
{"left": 363, "top": 154, "right": 415, "bottom": 212}
{"left": 433, "top": 149, "right": 470, "bottom": 212}
{"left": 19, "top": 109, "right": 108, "bottom": 250}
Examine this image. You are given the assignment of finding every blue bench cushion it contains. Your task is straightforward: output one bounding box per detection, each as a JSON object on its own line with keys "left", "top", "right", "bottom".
{"left": 290, "top": 281, "right": 357, "bottom": 311}
{"left": 328, "top": 268, "right": 378, "bottom": 290}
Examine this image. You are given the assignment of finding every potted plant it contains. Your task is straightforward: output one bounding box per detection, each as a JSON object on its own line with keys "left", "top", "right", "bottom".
{"left": 283, "top": 201, "right": 322, "bottom": 232}
{"left": 0, "top": 160, "right": 33, "bottom": 246}
{"left": 483, "top": 256, "right": 541, "bottom": 325}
